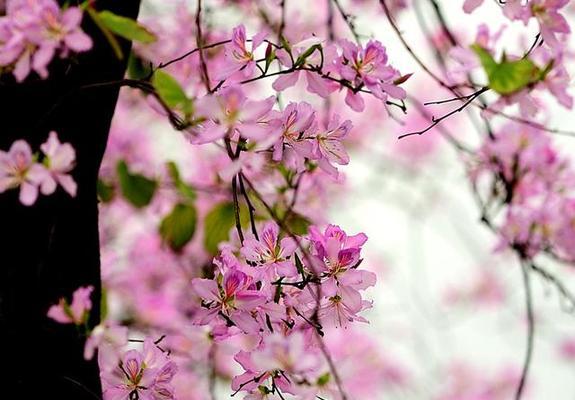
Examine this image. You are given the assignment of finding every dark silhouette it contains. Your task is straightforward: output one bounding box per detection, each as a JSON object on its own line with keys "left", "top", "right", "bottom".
{"left": 0, "top": 1, "right": 141, "bottom": 397}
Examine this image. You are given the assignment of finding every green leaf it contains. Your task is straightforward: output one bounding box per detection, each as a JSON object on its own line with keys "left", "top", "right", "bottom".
{"left": 98, "top": 10, "right": 156, "bottom": 44}
{"left": 471, "top": 44, "right": 497, "bottom": 74}
{"left": 284, "top": 212, "right": 311, "bottom": 235}
{"left": 100, "top": 287, "right": 109, "bottom": 321}
{"left": 152, "top": 70, "right": 193, "bottom": 116}
{"left": 203, "top": 202, "right": 249, "bottom": 255}
{"left": 294, "top": 44, "right": 321, "bottom": 68}
{"left": 472, "top": 44, "right": 543, "bottom": 95}
{"left": 97, "top": 178, "right": 115, "bottom": 203}
{"left": 86, "top": 7, "right": 123, "bottom": 59}
{"left": 127, "top": 52, "right": 152, "bottom": 80}
{"left": 166, "top": 161, "right": 196, "bottom": 201}
{"left": 160, "top": 203, "right": 198, "bottom": 251}
{"left": 116, "top": 160, "right": 157, "bottom": 208}
{"left": 317, "top": 372, "right": 331, "bottom": 386}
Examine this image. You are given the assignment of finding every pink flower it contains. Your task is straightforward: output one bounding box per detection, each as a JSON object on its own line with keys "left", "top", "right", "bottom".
{"left": 0, "top": 140, "right": 48, "bottom": 206}
{"left": 84, "top": 323, "right": 128, "bottom": 361}
{"left": 191, "top": 268, "right": 266, "bottom": 333}
{"left": 463, "top": 0, "right": 484, "bottom": 13}
{"left": 240, "top": 221, "right": 298, "bottom": 280}
{"left": 231, "top": 349, "right": 293, "bottom": 397}
{"left": 102, "top": 338, "right": 178, "bottom": 400}
{"left": 0, "top": 0, "right": 92, "bottom": 81}
{"left": 47, "top": 285, "right": 94, "bottom": 325}
{"left": 335, "top": 39, "right": 406, "bottom": 112}
{"left": 215, "top": 24, "right": 266, "bottom": 81}
{"left": 190, "top": 86, "right": 275, "bottom": 144}
{"left": 270, "top": 102, "right": 316, "bottom": 170}
{"left": 272, "top": 37, "right": 338, "bottom": 98}
{"left": 308, "top": 224, "right": 368, "bottom": 276}
{"left": 40, "top": 131, "right": 77, "bottom": 197}
{"left": 319, "top": 284, "right": 371, "bottom": 328}
{"left": 504, "top": 0, "right": 570, "bottom": 50}
{"left": 251, "top": 332, "right": 321, "bottom": 376}
{"left": 313, "top": 115, "right": 352, "bottom": 178}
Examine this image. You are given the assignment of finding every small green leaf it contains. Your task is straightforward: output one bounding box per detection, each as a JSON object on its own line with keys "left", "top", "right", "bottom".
{"left": 98, "top": 10, "right": 157, "bottom": 44}
{"left": 116, "top": 160, "right": 157, "bottom": 208}
{"left": 152, "top": 70, "right": 193, "bottom": 116}
{"left": 294, "top": 44, "right": 321, "bottom": 68}
{"left": 204, "top": 202, "right": 249, "bottom": 255}
{"left": 97, "top": 178, "right": 115, "bottom": 203}
{"left": 160, "top": 203, "right": 198, "bottom": 251}
{"left": 317, "top": 372, "right": 331, "bottom": 386}
{"left": 86, "top": 7, "right": 123, "bottom": 59}
{"left": 166, "top": 161, "right": 196, "bottom": 201}
{"left": 127, "top": 52, "right": 152, "bottom": 80}
{"left": 472, "top": 44, "right": 543, "bottom": 95}
{"left": 471, "top": 44, "right": 497, "bottom": 75}
{"left": 284, "top": 212, "right": 311, "bottom": 235}
{"left": 100, "top": 287, "right": 109, "bottom": 321}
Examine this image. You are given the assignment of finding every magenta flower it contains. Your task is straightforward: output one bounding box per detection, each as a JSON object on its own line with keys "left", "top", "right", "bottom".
{"left": 240, "top": 221, "right": 298, "bottom": 280}
{"left": 40, "top": 131, "right": 77, "bottom": 197}
{"left": 0, "top": 139, "right": 48, "bottom": 206}
{"left": 308, "top": 224, "right": 368, "bottom": 276}
{"left": 270, "top": 102, "right": 316, "bottom": 170}
{"left": 102, "top": 338, "right": 177, "bottom": 400}
{"left": 47, "top": 285, "right": 94, "bottom": 325}
{"left": 336, "top": 39, "right": 406, "bottom": 112}
{"left": 215, "top": 24, "right": 266, "bottom": 81}
{"left": 191, "top": 268, "right": 266, "bottom": 333}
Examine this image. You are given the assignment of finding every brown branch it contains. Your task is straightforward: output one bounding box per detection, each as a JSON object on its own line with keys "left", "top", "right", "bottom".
{"left": 399, "top": 87, "right": 488, "bottom": 139}
{"left": 515, "top": 260, "right": 534, "bottom": 400}
{"left": 195, "top": 0, "right": 212, "bottom": 92}
{"left": 332, "top": 0, "right": 361, "bottom": 43}
{"left": 157, "top": 40, "right": 231, "bottom": 69}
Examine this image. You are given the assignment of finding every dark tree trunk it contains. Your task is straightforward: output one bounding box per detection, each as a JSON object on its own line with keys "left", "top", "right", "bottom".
{"left": 0, "top": 1, "right": 140, "bottom": 398}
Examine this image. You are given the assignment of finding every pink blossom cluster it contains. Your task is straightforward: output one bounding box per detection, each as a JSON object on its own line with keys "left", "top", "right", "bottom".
{"left": 47, "top": 285, "right": 178, "bottom": 400}
{"left": 190, "top": 222, "right": 375, "bottom": 397}
{"left": 463, "top": 0, "right": 571, "bottom": 50}
{"left": 190, "top": 85, "right": 353, "bottom": 178}
{"left": 209, "top": 24, "right": 407, "bottom": 113}
{"left": 100, "top": 337, "right": 178, "bottom": 400}
{"left": 0, "top": 0, "right": 92, "bottom": 82}
{"left": 0, "top": 131, "right": 77, "bottom": 205}
{"left": 472, "top": 123, "right": 575, "bottom": 260}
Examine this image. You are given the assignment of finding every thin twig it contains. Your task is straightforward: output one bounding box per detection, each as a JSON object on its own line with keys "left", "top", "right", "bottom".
{"left": 332, "top": 0, "right": 361, "bottom": 42}
{"left": 515, "top": 260, "right": 534, "bottom": 400}
{"left": 195, "top": 0, "right": 212, "bottom": 92}
{"left": 157, "top": 40, "right": 231, "bottom": 69}
{"left": 399, "top": 87, "right": 488, "bottom": 139}
{"left": 238, "top": 173, "right": 259, "bottom": 240}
